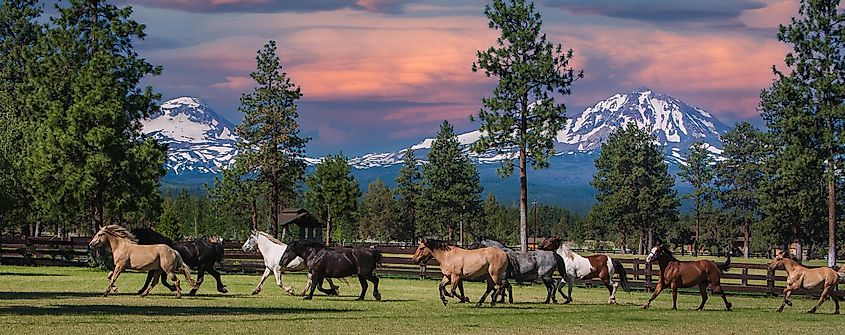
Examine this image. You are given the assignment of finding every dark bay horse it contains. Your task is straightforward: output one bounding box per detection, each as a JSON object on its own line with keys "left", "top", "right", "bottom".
{"left": 132, "top": 228, "right": 227, "bottom": 296}
{"left": 641, "top": 243, "right": 732, "bottom": 311}
{"left": 467, "top": 237, "right": 568, "bottom": 304}
{"left": 411, "top": 239, "right": 508, "bottom": 307}
{"left": 280, "top": 240, "right": 382, "bottom": 301}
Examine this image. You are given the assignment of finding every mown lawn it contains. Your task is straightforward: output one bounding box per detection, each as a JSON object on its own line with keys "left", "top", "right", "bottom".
{"left": 0, "top": 265, "right": 839, "bottom": 334}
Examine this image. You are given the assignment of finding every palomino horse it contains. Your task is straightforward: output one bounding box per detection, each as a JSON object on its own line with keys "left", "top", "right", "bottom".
{"left": 768, "top": 251, "right": 842, "bottom": 314}
{"left": 467, "top": 237, "right": 568, "bottom": 304}
{"left": 241, "top": 231, "right": 338, "bottom": 296}
{"left": 132, "top": 228, "right": 228, "bottom": 295}
{"left": 642, "top": 243, "right": 732, "bottom": 310}
{"left": 538, "top": 237, "right": 629, "bottom": 304}
{"left": 88, "top": 225, "right": 197, "bottom": 298}
{"left": 411, "top": 239, "right": 508, "bottom": 307}
{"left": 280, "top": 240, "right": 382, "bottom": 301}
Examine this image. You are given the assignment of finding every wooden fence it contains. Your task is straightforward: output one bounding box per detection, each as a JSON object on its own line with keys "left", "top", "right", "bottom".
{"left": 1, "top": 236, "right": 840, "bottom": 297}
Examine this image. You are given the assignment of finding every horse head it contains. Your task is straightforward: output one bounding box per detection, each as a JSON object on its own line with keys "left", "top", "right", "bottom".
{"left": 89, "top": 226, "right": 110, "bottom": 248}
{"left": 411, "top": 239, "right": 434, "bottom": 264}
{"left": 645, "top": 243, "right": 667, "bottom": 264}
{"left": 767, "top": 250, "right": 789, "bottom": 271}
{"left": 538, "top": 236, "right": 561, "bottom": 251}
{"left": 241, "top": 232, "right": 258, "bottom": 252}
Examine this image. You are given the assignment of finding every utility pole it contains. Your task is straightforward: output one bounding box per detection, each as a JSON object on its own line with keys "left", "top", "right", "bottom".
{"left": 531, "top": 201, "right": 537, "bottom": 250}
{"left": 460, "top": 205, "right": 465, "bottom": 246}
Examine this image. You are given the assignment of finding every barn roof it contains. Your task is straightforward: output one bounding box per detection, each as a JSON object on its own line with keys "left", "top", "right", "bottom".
{"left": 279, "top": 208, "right": 322, "bottom": 228}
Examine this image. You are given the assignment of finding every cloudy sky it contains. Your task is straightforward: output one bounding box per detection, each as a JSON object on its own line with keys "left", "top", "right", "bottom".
{"left": 112, "top": 0, "right": 801, "bottom": 155}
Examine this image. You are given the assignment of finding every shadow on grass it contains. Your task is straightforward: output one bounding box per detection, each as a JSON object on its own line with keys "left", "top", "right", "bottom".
{"left": 0, "top": 291, "right": 103, "bottom": 300}
{"left": 0, "top": 304, "right": 360, "bottom": 316}
{"left": 0, "top": 272, "right": 69, "bottom": 277}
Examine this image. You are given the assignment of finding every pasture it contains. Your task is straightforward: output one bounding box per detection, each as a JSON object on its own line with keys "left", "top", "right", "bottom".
{"left": 0, "top": 265, "right": 840, "bottom": 334}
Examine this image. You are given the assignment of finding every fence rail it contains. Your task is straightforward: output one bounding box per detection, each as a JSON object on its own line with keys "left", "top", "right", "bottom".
{"left": 1, "top": 236, "right": 840, "bottom": 297}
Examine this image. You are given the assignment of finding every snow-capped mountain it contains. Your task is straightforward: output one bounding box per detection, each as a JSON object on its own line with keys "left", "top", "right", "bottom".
{"left": 141, "top": 97, "right": 239, "bottom": 175}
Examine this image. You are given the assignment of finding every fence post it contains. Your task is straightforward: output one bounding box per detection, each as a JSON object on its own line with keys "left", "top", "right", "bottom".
{"left": 633, "top": 259, "right": 640, "bottom": 281}
{"left": 419, "top": 263, "right": 427, "bottom": 280}
{"left": 741, "top": 267, "right": 748, "bottom": 287}
{"left": 644, "top": 260, "right": 652, "bottom": 292}
{"left": 766, "top": 267, "right": 775, "bottom": 297}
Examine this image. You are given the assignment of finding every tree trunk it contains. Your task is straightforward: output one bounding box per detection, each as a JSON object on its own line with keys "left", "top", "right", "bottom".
{"left": 693, "top": 203, "right": 700, "bottom": 257}
{"left": 518, "top": 145, "right": 528, "bottom": 253}
{"left": 271, "top": 169, "right": 279, "bottom": 238}
{"left": 828, "top": 167, "right": 836, "bottom": 267}
{"left": 743, "top": 219, "right": 750, "bottom": 259}
{"left": 795, "top": 239, "right": 803, "bottom": 263}
{"left": 647, "top": 224, "right": 653, "bottom": 252}
{"left": 91, "top": 190, "right": 104, "bottom": 235}
{"left": 325, "top": 208, "right": 332, "bottom": 245}
{"left": 620, "top": 228, "right": 627, "bottom": 255}
{"left": 251, "top": 198, "right": 258, "bottom": 231}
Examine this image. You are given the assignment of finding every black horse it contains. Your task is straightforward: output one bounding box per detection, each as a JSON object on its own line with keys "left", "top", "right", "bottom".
{"left": 132, "top": 228, "right": 228, "bottom": 296}
{"left": 280, "top": 240, "right": 382, "bottom": 301}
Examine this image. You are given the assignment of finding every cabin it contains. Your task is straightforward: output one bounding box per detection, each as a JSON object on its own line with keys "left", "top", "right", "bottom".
{"left": 279, "top": 208, "right": 323, "bottom": 242}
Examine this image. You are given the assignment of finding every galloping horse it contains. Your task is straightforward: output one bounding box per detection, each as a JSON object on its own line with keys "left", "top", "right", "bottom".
{"left": 467, "top": 237, "right": 568, "bottom": 304}
{"left": 641, "top": 243, "right": 732, "bottom": 311}
{"left": 411, "top": 238, "right": 508, "bottom": 307}
{"left": 768, "top": 251, "right": 842, "bottom": 314}
{"left": 88, "top": 225, "right": 197, "bottom": 298}
{"left": 241, "top": 231, "right": 338, "bottom": 296}
{"left": 280, "top": 240, "right": 382, "bottom": 301}
{"left": 538, "top": 236, "right": 629, "bottom": 304}
{"left": 132, "top": 228, "right": 227, "bottom": 295}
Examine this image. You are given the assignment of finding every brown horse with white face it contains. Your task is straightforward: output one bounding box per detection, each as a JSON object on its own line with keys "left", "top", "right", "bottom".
{"left": 411, "top": 239, "right": 508, "bottom": 307}
{"left": 641, "top": 243, "right": 732, "bottom": 311}
{"left": 88, "top": 225, "right": 197, "bottom": 298}
{"left": 768, "top": 251, "right": 841, "bottom": 314}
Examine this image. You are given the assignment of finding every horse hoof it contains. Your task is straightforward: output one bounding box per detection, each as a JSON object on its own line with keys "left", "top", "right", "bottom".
{"left": 641, "top": 305, "right": 649, "bottom": 309}
{"left": 251, "top": 290, "right": 260, "bottom": 295}
{"left": 806, "top": 310, "right": 816, "bottom": 314}
{"left": 218, "top": 288, "right": 229, "bottom": 294}
{"left": 356, "top": 297, "right": 364, "bottom": 301}
{"left": 374, "top": 293, "right": 382, "bottom": 301}
{"left": 475, "top": 303, "right": 483, "bottom": 308}
{"left": 563, "top": 300, "right": 572, "bottom": 305}
{"left": 303, "top": 296, "right": 312, "bottom": 300}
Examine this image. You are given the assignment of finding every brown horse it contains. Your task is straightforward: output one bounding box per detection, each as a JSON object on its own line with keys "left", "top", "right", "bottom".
{"left": 411, "top": 239, "right": 508, "bottom": 307}
{"left": 539, "top": 237, "right": 629, "bottom": 304}
{"left": 768, "top": 251, "right": 841, "bottom": 314}
{"left": 641, "top": 243, "right": 732, "bottom": 311}
{"left": 88, "top": 225, "right": 197, "bottom": 298}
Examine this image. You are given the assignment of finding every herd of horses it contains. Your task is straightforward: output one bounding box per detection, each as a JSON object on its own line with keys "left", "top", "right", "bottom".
{"left": 88, "top": 225, "right": 845, "bottom": 314}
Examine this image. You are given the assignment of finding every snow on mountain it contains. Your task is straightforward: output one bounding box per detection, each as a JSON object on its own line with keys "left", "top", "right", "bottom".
{"left": 141, "top": 97, "right": 239, "bottom": 175}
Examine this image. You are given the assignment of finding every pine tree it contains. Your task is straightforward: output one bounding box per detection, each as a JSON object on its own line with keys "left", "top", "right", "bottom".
{"left": 678, "top": 142, "right": 716, "bottom": 256}
{"left": 591, "top": 123, "right": 678, "bottom": 254}
{"left": 235, "top": 40, "right": 309, "bottom": 238}
{"left": 209, "top": 160, "right": 266, "bottom": 232}
{"left": 774, "top": 0, "right": 845, "bottom": 266}
{"left": 31, "top": 0, "right": 165, "bottom": 234}
{"left": 418, "top": 121, "right": 483, "bottom": 243}
{"left": 715, "top": 123, "right": 765, "bottom": 258}
{"left": 472, "top": 0, "right": 582, "bottom": 252}
{"left": 304, "top": 154, "right": 360, "bottom": 244}
{"left": 395, "top": 148, "right": 421, "bottom": 242}
{"left": 157, "top": 198, "right": 182, "bottom": 242}
{"left": 358, "top": 178, "right": 398, "bottom": 241}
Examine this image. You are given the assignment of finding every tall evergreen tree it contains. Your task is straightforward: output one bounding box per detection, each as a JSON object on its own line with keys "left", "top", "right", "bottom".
{"left": 678, "top": 141, "right": 716, "bottom": 256}
{"left": 418, "top": 121, "right": 483, "bottom": 242}
{"left": 235, "top": 40, "right": 309, "bottom": 238}
{"left": 472, "top": 0, "right": 582, "bottom": 252}
{"left": 715, "top": 123, "right": 765, "bottom": 258}
{"left": 358, "top": 178, "right": 399, "bottom": 241}
{"left": 395, "top": 148, "right": 421, "bottom": 242}
{"left": 591, "top": 123, "right": 678, "bottom": 254}
{"left": 774, "top": 0, "right": 845, "bottom": 266}
{"left": 304, "top": 154, "right": 360, "bottom": 244}
{"left": 31, "top": 0, "right": 165, "bottom": 234}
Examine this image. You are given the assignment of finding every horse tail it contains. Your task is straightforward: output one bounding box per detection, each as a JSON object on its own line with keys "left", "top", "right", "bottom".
{"left": 174, "top": 252, "right": 197, "bottom": 288}
{"left": 717, "top": 254, "right": 731, "bottom": 273}
{"left": 611, "top": 258, "right": 630, "bottom": 292}
{"left": 213, "top": 238, "right": 225, "bottom": 268}
{"left": 370, "top": 248, "right": 383, "bottom": 268}
{"left": 506, "top": 252, "right": 521, "bottom": 282}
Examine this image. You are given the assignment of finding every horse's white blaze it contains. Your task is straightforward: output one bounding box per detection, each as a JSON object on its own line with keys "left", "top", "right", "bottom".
{"left": 645, "top": 246, "right": 658, "bottom": 263}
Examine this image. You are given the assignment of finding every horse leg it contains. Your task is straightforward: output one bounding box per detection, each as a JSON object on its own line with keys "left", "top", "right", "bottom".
{"left": 832, "top": 292, "right": 841, "bottom": 315}
{"left": 438, "top": 275, "right": 450, "bottom": 306}
{"left": 368, "top": 273, "right": 381, "bottom": 301}
{"left": 252, "top": 268, "right": 272, "bottom": 295}
{"left": 188, "top": 269, "right": 204, "bottom": 296}
{"left": 564, "top": 275, "right": 574, "bottom": 304}
{"left": 273, "top": 267, "right": 295, "bottom": 295}
{"left": 603, "top": 277, "right": 615, "bottom": 304}
{"left": 502, "top": 279, "right": 512, "bottom": 304}
{"left": 138, "top": 271, "right": 155, "bottom": 295}
{"left": 103, "top": 265, "right": 125, "bottom": 297}
{"left": 356, "top": 275, "right": 369, "bottom": 300}
{"left": 207, "top": 267, "right": 228, "bottom": 293}
{"left": 696, "top": 282, "right": 708, "bottom": 310}
{"left": 160, "top": 271, "right": 176, "bottom": 292}
{"left": 641, "top": 281, "right": 664, "bottom": 309}
{"left": 167, "top": 271, "right": 182, "bottom": 299}
{"left": 476, "top": 277, "right": 495, "bottom": 307}
{"left": 808, "top": 284, "right": 833, "bottom": 314}
{"left": 713, "top": 284, "right": 731, "bottom": 311}
{"left": 778, "top": 286, "right": 793, "bottom": 312}
{"left": 457, "top": 280, "right": 469, "bottom": 303}
{"left": 304, "top": 273, "right": 320, "bottom": 300}
{"left": 542, "top": 275, "right": 555, "bottom": 304}
{"left": 317, "top": 278, "right": 339, "bottom": 296}
{"left": 670, "top": 281, "right": 679, "bottom": 310}
{"left": 141, "top": 271, "right": 161, "bottom": 297}
{"left": 449, "top": 274, "right": 463, "bottom": 302}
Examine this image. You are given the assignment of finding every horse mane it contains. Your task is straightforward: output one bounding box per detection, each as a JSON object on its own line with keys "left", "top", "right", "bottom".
{"left": 423, "top": 239, "right": 453, "bottom": 251}
{"left": 660, "top": 246, "right": 679, "bottom": 262}
{"left": 131, "top": 227, "right": 175, "bottom": 246}
{"left": 102, "top": 225, "right": 138, "bottom": 243}
{"left": 292, "top": 239, "right": 329, "bottom": 250}
{"left": 538, "top": 236, "right": 562, "bottom": 251}
{"left": 257, "top": 231, "right": 286, "bottom": 246}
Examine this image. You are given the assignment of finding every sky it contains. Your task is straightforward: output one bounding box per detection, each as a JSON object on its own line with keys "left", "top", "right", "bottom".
{"left": 109, "top": 0, "right": 803, "bottom": 156}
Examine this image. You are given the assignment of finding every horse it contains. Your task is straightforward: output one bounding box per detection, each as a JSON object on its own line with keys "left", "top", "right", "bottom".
{"left": 131, "top": 228, "right": 227, "bottom": 296}
{"left": 241, "top": 230, "right": 338, "bottom": 296}
{"left": 466, "top": 237, "right": 568, "bottom": 304}
{"left": 88, "top": 225, "right": 197, "bottom": 298}
{"left": 538, "top": 236, "right": 629, "bottom": 304}
{"left": 768, "top": 251, "right": 842, "bottom": 314}
{"left": 411, "top": 238, "right": 508, "bottom": 307}
{"left": 641, "top": 243, "right": 732, "bottom": 311}
{"left": 279, "top": 240, "right": 382, "bottom": 301}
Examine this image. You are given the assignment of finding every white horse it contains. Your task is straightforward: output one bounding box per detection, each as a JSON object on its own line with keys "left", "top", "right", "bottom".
{"left": 241, "top": 230, "right": 338, "bottom": 296}
{"left": 539, "top": 237, "right": 629, "bottom": 304}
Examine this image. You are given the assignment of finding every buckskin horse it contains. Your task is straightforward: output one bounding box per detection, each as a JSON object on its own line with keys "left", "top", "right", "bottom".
{"left": 280, "top": 240, "right": 381, "bottom": 301}
{"left": 132, "top": 228, "right": 227, "bottom": 296}
{"left": 641, "top": 243, "right": 732, "bottom": 311}
{"left": 538, "top": 236, "right": 629, "bottom": 304}
{"left": 768, "top": 251, "right": 842, "bottom": 314}
{"left": 88, "top": 225, "right": 197, "bottom": 298}
{"left": 411, "top": 238, "right": 508, "bottom": 307}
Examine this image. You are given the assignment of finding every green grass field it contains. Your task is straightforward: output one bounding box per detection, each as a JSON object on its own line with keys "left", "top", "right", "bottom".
{"left": 0, "top": 265, "right": 840, "bottom": 334}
